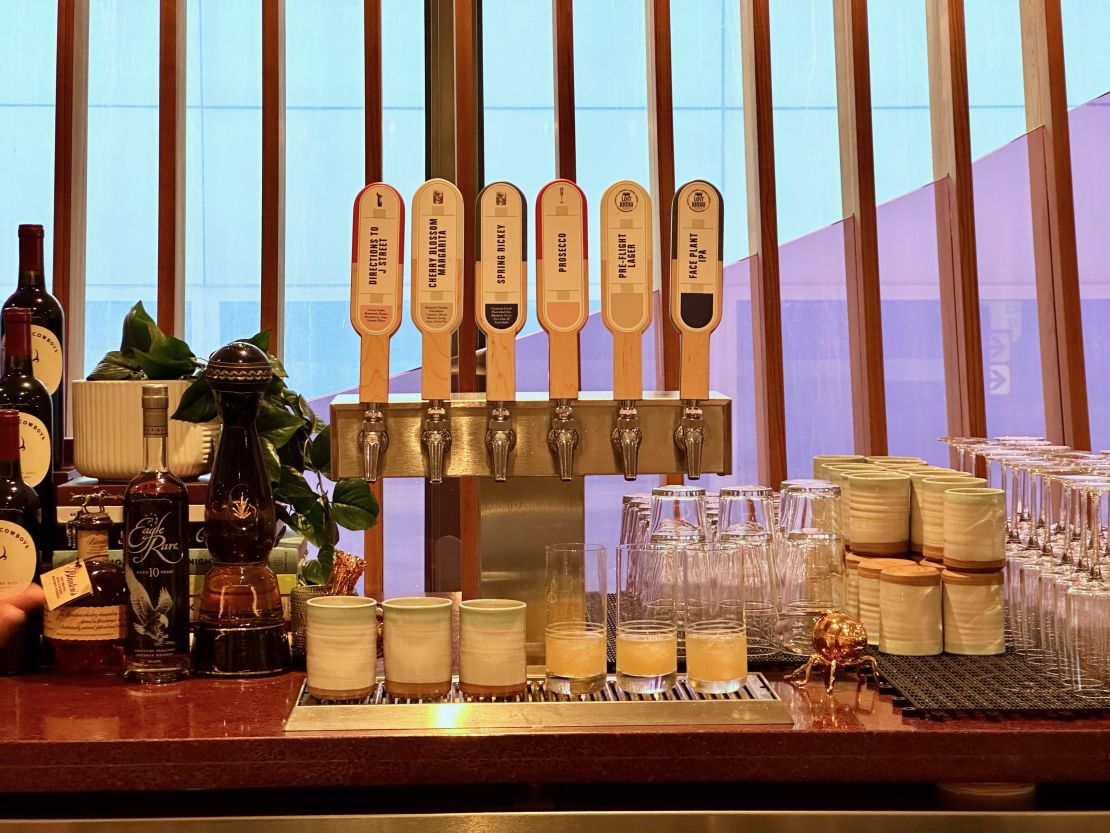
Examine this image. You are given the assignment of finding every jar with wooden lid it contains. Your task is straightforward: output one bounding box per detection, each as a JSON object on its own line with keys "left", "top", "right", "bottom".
{"left": 919, "top": 475, "right": 987, "bottom": 562}
{"left": 856, "top": 556, "right": 914, "bottom": 645}
{"left": 943, "top": 487, "right": 1006, "bottom": 571}
{"left": 879, "top": 564, "right": 942, "bottom": 655}
{"left": 942, "top": 568, "right": 1004, "bottom": 655}
{"left": 843, "top": 471, "right": 911, "bottom": 556}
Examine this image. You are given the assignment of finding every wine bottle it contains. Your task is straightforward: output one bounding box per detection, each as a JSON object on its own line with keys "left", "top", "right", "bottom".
{"left": 123, "top": 384, "right": 190, "bottom": 683}
{"left": 3, "top": 225, "right": 65, "bottom": 469}
{"left": 0, "top": 307, "right": 54, "bottom": 566}
{"left": 0, "top": 408, "right": 44, "bottom": 675}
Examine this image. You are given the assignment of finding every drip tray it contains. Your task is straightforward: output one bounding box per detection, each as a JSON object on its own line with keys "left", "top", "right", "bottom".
{"left": 283, "top": 672, "right": 793, "bottom": 731}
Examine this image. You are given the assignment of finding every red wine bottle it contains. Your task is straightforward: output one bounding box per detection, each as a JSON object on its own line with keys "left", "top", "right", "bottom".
{"left": 3, "top": 226, "right": 65, "bottom": 468}
{"left": 0, "top": 307, "right": 55, "bottom": 565}
{"left": 0, "top": 409, "right": 44, "bottom": 675}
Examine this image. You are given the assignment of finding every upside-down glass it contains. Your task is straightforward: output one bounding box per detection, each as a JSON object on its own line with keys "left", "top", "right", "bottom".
{"left": 684, "top": 542, "right": 747, "bottom": 693}
{"left": 649, "top": 485, "right": 708, "bottom": 543}
{"left": 776, "top": 482, "right": 846, "bottom": 654}
{"left": 718, "top": 486, "right": 776, "bottom": 658}
{"left": 544, "top": 544, "right": 608, "bottom": 695}
{"left": 616, "top": 543, "right": 678, "bottom": 694}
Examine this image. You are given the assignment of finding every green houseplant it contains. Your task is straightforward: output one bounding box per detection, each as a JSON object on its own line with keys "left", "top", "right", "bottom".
{"left": 88, "top": 302, "right": 378, "bottom": 584}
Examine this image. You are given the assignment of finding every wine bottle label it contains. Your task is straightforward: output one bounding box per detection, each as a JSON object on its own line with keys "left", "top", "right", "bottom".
{"left": 18, "top": 412, "right": 50, "bottom": 487}
{"left": 45, "top": 604, "right": 127, "bottom": 641}
{"left": 0, "top": 520, "right": 36, "bottom": 593}
{"left": 124, "top": 500, "right": 190, "bottom": 657}
{"left": 30, "top": 325, "right": 63, "bottom": 395}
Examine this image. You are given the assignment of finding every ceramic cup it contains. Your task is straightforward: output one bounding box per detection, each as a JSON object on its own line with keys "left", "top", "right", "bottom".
{"left": 943, "top": 487, "right": 1007, "bottom": 570}
{"left": 919, "top": 475, "right": 987, "bottom": 561}
{"left": 812, "top": 454, "right": 866, "bottom": 481}
{"left": 306, "top": 596, "right": 378, "bottom": 701}
{"left": 843, "top": 470, "right": 911, "bottom": 555}
{"left": 458, "top": 599, "right": 527, "bottom": 697}
{"left": 382, "top": 597, "right": 453, "bottom": 698}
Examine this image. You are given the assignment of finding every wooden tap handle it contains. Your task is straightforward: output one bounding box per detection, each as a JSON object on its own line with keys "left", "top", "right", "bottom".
{"left": 411, "top": 178, "right": 464, "bottom": 402}
{"left": 670, "top": 180, "right": 723, "bottom": 401}
{"left": 600, "top": 180, "right": 653, "bottom": 401}
{"left": 350, "top": 183, "right": 405, "bottom": 403}
{"left": 536, "top": 179, "right": 588, "bottom": 400}
{"left": 476, "top": 182, "right": 527, "bottom": 403}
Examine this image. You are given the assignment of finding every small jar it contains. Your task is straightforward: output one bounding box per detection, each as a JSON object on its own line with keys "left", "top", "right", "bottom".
{"left": 459, "top": 599, "right": 527, "bottom": 697}
{"left": 812, "top": 455, "right": 866, "bottom": 481}
{"left": 845, "top": 552, "right": 863, "bottom": 619}
{"left": 382, "top": 596, "right": 453, "bottom": 698}
{"left": 879, "top": 564, "right": 942, "bottom": 656}
{"left": 843, "top": 471, "right": 911, "bottom": 556}
{"left": 306, "top": 596, "right": 378, "bottom": 701}
{"left": 943, "top": 487, "right": 1006, "bottom": 571}
{"left": 907, "top": 468, "right": 963, "bottom": 553}
{"left": 942, "top": 568, "right": 1004, "bottom": 655}
{"left": 919, "top": 475, "right": 987, "bottom": 561}
{"left": 856, "top": 557, "right": 914, "bottom": 645}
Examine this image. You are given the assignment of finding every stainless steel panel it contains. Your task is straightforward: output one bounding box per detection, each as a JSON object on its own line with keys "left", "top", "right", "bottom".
{"left": 330, "top": 392, "right": 732, "bottom": 479}
{"left": 283, "top": 674, "right": 793, "bottom": 731}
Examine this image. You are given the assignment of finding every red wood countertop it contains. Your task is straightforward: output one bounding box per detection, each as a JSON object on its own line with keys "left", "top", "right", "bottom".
{"left": 1, "top": 671, "right": 1109, "bottom": 792}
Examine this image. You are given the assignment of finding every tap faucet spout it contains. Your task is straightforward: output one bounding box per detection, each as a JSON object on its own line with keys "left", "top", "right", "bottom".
{"left": 547, "top": 399, "right": 580, "bottom": 482}
{"left": 486, "top": 404, "right": 516, "bottom": 482}
{"left": 421, "top": 400, "right": 451, "bottom": 484}
{"left": 612, "top": 400, "right": 642, "bottom": 481}
{"left": 674, "top": 399, "right": 705, "bottom": 480}
{"left": 358, "top": 404, "right": 388, "bottom": 484}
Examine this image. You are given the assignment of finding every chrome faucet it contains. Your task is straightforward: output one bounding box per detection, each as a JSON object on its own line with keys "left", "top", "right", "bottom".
{"left": 420, "top": 400, "right": 451, "bottom": 484}
{"left": 547, "top": 399, "right": 580, "bottom": 482}
{"left": 611, "top": 400, "right": 642, "bottom": 481}
{"left": 674, "top": 399, "right": 705, "bottom": 480}
{"left": 486, "top": 404, "right": 516, "bottom": 482}
{"left": 358, "top": 404, "right": 388, "bottom": 484}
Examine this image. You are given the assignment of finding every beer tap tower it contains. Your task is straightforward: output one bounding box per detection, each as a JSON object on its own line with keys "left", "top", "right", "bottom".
{"left": 334, "top": 178, "right": 731, "bottom": 657}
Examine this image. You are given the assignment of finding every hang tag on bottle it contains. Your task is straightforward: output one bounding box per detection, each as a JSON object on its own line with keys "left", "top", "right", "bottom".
{"left": 41, "top": 559, "right": 93, "bottom": 611}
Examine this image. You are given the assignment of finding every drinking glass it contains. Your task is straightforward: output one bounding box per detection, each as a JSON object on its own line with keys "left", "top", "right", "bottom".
{"left": 544, "top": 544, "right": 608, "bottom": 696}
{"left": 718, "top": 485, "right": 777, "bottom": 658}
{"left": 616, "top": 543, "right": 678, "bottom": 694}
{"left": 684, "top": 542, "right": 747, "bottom": 693}
{"left": 649, "top": 485, "right": 708, "bottom": 543}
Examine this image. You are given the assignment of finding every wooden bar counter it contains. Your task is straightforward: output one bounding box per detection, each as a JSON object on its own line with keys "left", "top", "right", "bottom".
{"left": 2, "top": 671, "right": 1109, "bottom": 793}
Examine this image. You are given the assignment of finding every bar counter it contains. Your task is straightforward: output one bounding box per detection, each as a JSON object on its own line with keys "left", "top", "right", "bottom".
{"left": 2, "top": 670, "right": 1109, "bottom": 793}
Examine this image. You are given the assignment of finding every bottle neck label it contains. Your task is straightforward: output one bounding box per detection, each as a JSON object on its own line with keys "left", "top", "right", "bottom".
{"left": 18, "top": 413, "right": 50, "bottom": 488}
{"left": 29, "top": 326, "right": 62, "bottom": 395}
{"left": 77, "top": 529, "right": 110, "bottom": 562}
{"left": 0, "top": 520, "right": 37, "bottom": 594}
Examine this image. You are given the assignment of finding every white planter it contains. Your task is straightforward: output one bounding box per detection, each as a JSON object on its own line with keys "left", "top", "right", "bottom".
{"left": 72, "top": 379, "right": 216, "bottom": 481}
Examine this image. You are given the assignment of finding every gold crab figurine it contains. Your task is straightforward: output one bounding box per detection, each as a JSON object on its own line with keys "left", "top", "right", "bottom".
{"left": 784, "top": 610, "right": 880, "bottom": 694}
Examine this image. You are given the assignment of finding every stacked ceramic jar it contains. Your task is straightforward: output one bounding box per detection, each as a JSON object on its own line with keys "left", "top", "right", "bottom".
{"left": 816, "top": 453, "right": 1005, "bottom": 657}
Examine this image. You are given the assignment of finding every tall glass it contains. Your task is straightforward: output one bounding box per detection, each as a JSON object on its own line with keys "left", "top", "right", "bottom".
{"left": 718, "top": 486, "right": 776, "bottom": 658}
{"left": 616, "top": 543, "right": 678, "bottom": 694}
{"left": 684, "top": 542, "right": 747, "bottom": 693}
{"left": 649, "top": 485, "right": 708, "bottom": 543}
{"left": 544, "top": 544, "right": 608, "bottom": 695}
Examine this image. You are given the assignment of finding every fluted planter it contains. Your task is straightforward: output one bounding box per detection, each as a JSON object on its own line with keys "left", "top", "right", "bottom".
{"left": 72, "top": 379, "right": 216, "bottom": 481}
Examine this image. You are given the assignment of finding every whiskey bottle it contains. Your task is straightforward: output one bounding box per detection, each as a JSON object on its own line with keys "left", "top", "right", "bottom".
{"left": 45, "top": 498, "right": 127, "bottom": 675}
{"left": 2, "top": 225, "right": 65, "bottom": 468}
{"left": 123, "top": 384, "right": 190, "bottom": 683}
{"left": 0, "top": 306, "right": 55, "bottom": 565}
{"left": 0, "top": 408, "right": 44, "bottom": 675}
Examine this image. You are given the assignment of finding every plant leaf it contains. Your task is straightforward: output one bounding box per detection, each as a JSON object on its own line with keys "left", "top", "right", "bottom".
{"left": 269, "top": 353, "right": 289, "bottom": 379}
{"left": 273, "top": 465, "right": 319, "bottom": 514}
{"left": 300, "top": 558, "right": 328, "bottom": 586}
{"left": 260, "top": 437, "right": 282, "bottom": 483}
{"left": 172, "top": 378, "right": 217, "bottom": 422}
{"left": 120, "top": 301, "right": 158, "bottom": 354}
{"left": 257, "top": 398, "right": 306, "bottom": 448}
{"left": 246, "top": 330, "right": 272, "bottom": 353}
{"left": 86, "top": 351, "right": 144, "bottom": 381}
{"left": 131, "top": 332, "right": 197, "bottom": 379}
{"left": 330, "top": 478, "right": 379, "bottom": 530}
{"left": 308, "top": 425, "right": 331, "bottom": 473}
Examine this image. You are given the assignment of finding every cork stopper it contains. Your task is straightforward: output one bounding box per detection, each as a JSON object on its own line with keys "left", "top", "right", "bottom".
{"left": 880, "top": 563, "right": 940, "bottom": 586}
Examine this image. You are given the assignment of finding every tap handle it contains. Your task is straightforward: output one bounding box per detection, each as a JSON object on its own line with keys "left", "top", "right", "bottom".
{"left": 612, "top": 405, "right": 642, "bottom": 481}
{"left": 359, "top": 406, "right": 388, "bottom": 484}
{"left": 486, "top": 408, "right": 516, "bottom": 483}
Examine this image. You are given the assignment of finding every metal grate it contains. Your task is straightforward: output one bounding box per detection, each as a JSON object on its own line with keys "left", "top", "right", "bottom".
{"left": 283, "top": 673, "right": 794, "bottom": 731}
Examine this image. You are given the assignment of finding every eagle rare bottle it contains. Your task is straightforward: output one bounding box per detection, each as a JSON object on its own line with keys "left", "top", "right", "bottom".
{"left": 123, "top": 384, "right": 190, "bottom": 683}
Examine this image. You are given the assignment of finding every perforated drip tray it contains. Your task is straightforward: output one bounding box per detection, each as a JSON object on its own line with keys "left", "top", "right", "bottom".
{"left": 283, "top": 672, "right": 794, "bottom": 732}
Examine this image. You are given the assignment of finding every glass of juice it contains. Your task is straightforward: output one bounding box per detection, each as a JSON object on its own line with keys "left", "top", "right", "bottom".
{"left": 544, "top": 544, "right": 607, "bottom": 696}
{"left": 616, "top": 543, "right": 678, "bottom": 694}
{"left": 684, "top": 542, "right": 748, "bottom": 694}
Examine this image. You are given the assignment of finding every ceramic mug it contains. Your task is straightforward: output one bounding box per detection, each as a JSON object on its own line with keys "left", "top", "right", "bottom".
{"left": 382, "top": 596, "right": 453, "bottom": 698}
{"left": 306, "top": 596, "right": 377, "bottom": 701}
